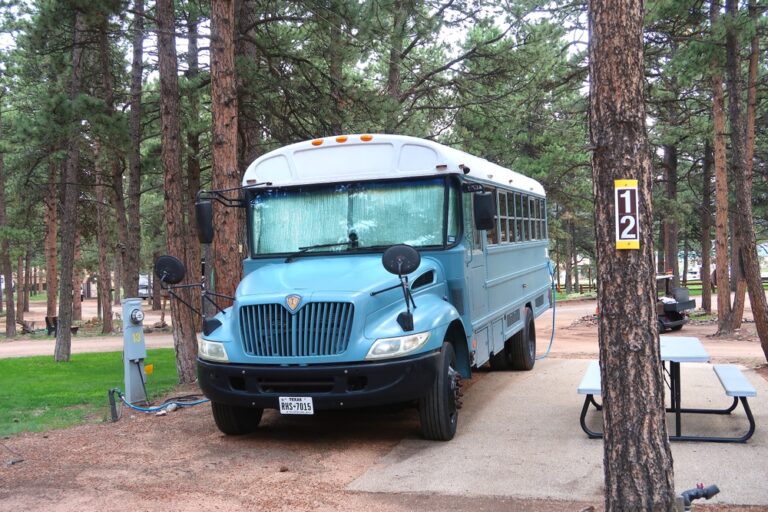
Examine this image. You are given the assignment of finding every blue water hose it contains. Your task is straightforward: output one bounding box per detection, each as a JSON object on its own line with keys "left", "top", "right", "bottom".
{"left": 109, "top": 388, "right": 209, "bottom": 418}
{"left": 535, "top": 260, "right": 557, "bottom": 361}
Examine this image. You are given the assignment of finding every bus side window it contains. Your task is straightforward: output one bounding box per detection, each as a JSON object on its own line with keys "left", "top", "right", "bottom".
{"left": 485, "top": 187, "right": 498, "bottom": 246}
{"left": 499, "top": 191, "right": 508, "bottom": 243}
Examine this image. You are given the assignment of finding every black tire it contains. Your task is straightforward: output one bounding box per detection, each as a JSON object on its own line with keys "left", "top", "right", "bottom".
{"left": 419, "top": 342, "right": 460, "bottom": 441}
{"left": 658, "top": 319, "right": 666, "bottom": 333}
{"left": 489, "top": 340, "right": 514, "bottom": 370}
{"left": 671, "top": 324, "right": 683, "bottom": 332}
{"left": 211, "top": 401, "right": 264, "bottom": 435}
{"left": 508, "top": 306, "right": 536, "bottom": 371}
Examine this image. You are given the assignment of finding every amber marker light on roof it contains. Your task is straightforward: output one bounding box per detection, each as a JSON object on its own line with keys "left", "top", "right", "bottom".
{"left": 311, "top": 139, "right": 324, "bottom": 146}
{"left": 335, "top": 136, "right": 348, "bottom": 143}
{"left": 360, "top": 134, "right": 373, "bottom": 142}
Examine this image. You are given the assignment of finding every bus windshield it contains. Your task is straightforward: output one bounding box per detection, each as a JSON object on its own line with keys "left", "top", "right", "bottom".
{"left": 248, "top": 177, "right": 459, "bottom": 256}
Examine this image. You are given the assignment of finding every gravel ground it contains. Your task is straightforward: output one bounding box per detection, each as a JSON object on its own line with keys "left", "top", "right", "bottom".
{"left": 1, "top": 298, "right": 766, "bottom": 511}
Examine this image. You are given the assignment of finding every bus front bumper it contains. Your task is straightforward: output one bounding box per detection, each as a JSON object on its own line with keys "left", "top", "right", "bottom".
{"left": 197, "top": 351, "right": 440, "bottom": 410}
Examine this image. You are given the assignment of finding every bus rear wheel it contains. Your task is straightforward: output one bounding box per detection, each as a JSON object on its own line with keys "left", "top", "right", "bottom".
{"left": 490, "top": 306, "right": 536, "bottom": 371}
{"left": 211, "top": 401, "right": 264, "bottom": 435}
{"left": 419, "top": 342, "right": 460, "bottom": 441}
{"left": 509, "top": 307, "right": 536, "bottom": 370}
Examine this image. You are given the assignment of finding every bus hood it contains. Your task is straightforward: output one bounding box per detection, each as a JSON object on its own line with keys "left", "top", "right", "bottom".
{"left": 236, "top": 254, "right": 437, "bottom": 298}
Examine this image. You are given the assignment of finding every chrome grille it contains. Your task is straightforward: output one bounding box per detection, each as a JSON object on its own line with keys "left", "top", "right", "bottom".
{"left": 239, "top": 302, "right": 354, "bottom": 357}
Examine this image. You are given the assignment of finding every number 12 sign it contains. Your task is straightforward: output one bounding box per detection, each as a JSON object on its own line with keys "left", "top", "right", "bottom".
{"left": 615, "top": 179, "right": 640, "bottom": 250}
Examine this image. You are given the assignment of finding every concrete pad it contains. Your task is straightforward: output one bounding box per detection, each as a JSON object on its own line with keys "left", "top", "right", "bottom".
{"left": 349, "top": 358, "right": 768, "bottom": 506}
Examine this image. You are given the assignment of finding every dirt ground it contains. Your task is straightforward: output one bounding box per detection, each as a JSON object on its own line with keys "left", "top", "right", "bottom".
{"left": 1, "top": 298, "right": 767, "bottom": 511}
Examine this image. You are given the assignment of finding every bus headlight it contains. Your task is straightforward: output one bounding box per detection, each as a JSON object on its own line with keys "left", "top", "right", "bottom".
{"left": 366, "top": 332, "right": 430, "bottom": 360}
{"left": 199, "top": 339, "right": 229, "bottom": 362}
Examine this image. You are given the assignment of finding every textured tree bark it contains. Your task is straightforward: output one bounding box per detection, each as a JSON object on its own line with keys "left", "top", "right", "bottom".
{"left": 710, "top": 0, "right": 733, "bottom": 335}
{"left": 157, "top": 0, "right": 199, "bottom": 383}
{"left": 125, "top": 0, "right": 144, "bottom": 299}
{"left": 72, "top": 234, "right": 82, "bottom": 322}
{"left": 700, "top": 143, "right": 713, "bottom": 313}
{"left": 588, "top": 0, "right": 676, "bottom": 508}
{"left": 384, "top": 0, "right": 406, "bottom": 133}
{"left": 0, "top": 109, "right": 16, "bottom": 337}
{"left": 16, "top": 254, "right": 24, "bottom": 324}
{"left": 662, "top": 144, "right": 678, "bottom": 286}
{"left": 235, "top": 0, "right": 264, "bottom": 173}
{"left": 54, "top": 10, "right": 86, "bottom": 362}
{"left": 185, "top": 10, "right": 202, "bottom": 321}
{"left": 45, "top": 159, "right": 58, "bottom": 318}
{"left": 725, "top": 0, "right": 768, "bottom": 361}
{"left": 211, "top": 0, "right": 242, "bottom": 306}
{"left": 23, "top": 252, "right": 30, "bottom": 312}
{"left": 94, "top": 141, "right": 113, "bottom": 334}
{"left": 327, "top": 0, "right": 344, "bottom": 135}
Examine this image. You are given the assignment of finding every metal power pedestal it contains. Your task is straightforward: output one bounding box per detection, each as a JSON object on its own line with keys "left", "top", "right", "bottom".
{"left": 122, "top": 298, "right": 147, "bottom": 404}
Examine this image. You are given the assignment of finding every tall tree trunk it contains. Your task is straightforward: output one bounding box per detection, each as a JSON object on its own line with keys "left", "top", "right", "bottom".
{"left": 185, "top": 8, "right": 202, "bottom": 320}
{"left": 45, "top": 159, "right": 58, "bottom": 318}
{"left": 211, "top": 0, "right": 242, "bottom": 304}
{"left": 711, "top": 0, "right": 733, "bottom": 335}
{"left": 701, "top": 142, "right": 713, "bottom": 313}
{"left": 384, "top": 1, "right": 406, "bottom": 133}
{"left": 152, "top": 252, "right": 162, "bottom": 312}
{"left": 327, "top": 0, "right": 344, "bottom": 134}
{"left": 725, "top": 0, "right": 768, "bottom": 360}
{"left": 23, "top": 252, "right": 30, "bottom": 312}
{"left": 72, "top": 233, "right": 82, "bottom": 322}
{"left": 589, "top": 0, "right": 675, "bottom": 507}
{"left": 663, "top": 144, "right": 679, "bottom": 288}
{"left": 16, "top": 254, "right": 24, "bottom": 324}
{"left": 54, "top": 10, "right": 86, "bottom": 362}
{"left": 0, "top": 108, "right": 15, "bottom": 337}
{"left": 235, "top": 0, "right": 263, "bottom": 173}
{"left": 94, "top": 142, "right": 114, "bottom": 334}
{"left": 158, "top": 0, "right": 199, "bottom": 383}
{"left": 125, "top": 0, "right": 145, "bottom": 299}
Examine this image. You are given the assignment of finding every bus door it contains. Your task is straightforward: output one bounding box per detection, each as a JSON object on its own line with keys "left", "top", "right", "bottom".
{"left": 463, "top": 192, "right": 489, "bottom": 363}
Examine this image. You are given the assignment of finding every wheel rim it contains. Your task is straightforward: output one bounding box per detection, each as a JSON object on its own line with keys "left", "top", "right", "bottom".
{"left": 527, "top": 325, "right": 535, "bottom": 361}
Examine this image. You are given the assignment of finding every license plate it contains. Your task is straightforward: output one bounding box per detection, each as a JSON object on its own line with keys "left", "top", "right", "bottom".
{"left": 279, "top": 396, "right": 314, "bottom": 415}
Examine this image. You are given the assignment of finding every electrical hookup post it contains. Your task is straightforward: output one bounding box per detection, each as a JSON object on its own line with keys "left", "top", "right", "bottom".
{"left": 122, "top": 298, "right": 148, "bottom": 404}
{"left": 615, "top": 179, "right": 640, "bottom": 250}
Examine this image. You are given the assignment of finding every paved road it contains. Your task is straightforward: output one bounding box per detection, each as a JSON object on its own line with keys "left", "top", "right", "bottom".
{"left": 350, "top": 358, "right": 768, "bottom": 506}
{"left": 0, "top": 332, "right": 175, "bottom": 359}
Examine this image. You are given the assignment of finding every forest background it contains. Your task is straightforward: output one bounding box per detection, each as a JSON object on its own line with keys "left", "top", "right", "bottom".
{"left": 0, "top": 0, "right": 766, "bottom": 375}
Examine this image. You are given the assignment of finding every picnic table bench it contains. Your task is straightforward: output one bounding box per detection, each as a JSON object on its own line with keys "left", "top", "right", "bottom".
{"left": 578, "top": 357, "right": 756, "bottom": 443}
{"left": 45, "top": 316, "right": 79, "bottom": 336}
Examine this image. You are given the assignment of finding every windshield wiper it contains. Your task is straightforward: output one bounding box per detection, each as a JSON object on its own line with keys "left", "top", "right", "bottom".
{"left": 285, "top": 241, "right": 357, "bottom": 263}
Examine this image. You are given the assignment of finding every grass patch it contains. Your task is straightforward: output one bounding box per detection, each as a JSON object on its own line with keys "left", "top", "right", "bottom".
{"left": 0, "top": 349, "right": 179, "bottom": 436}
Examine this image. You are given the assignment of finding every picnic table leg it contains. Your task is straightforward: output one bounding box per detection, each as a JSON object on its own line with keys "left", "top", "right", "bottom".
{"left": 580, "top": 394, "right": 603, "bottom": 439}
{"left": 671, "top": 362, "right": 682, "bottom": 438}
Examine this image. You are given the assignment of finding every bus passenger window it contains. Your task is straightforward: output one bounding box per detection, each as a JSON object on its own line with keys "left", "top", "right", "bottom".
{"left": 499, "top": 192, "right": 508, "bottom": 243}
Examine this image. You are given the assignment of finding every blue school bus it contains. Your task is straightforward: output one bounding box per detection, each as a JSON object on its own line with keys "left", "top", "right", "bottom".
{"left": 188, "top": 134, "right": 551, "bottom": 441}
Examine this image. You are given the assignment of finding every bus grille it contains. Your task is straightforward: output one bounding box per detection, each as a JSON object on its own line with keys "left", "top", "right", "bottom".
{"left": 239, "top": 302, "right": 354, "bottom": 357}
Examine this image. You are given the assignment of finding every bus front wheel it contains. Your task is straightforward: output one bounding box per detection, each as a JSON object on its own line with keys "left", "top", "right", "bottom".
{"left": 211, "top": 401, "right": 264, "bottom": 435}
{"left": 419, "top": 342, "right": 460, "bottom": 441}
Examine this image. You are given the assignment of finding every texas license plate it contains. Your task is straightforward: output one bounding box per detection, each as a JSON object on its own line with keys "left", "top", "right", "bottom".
{"left": 278, "top": 396, "right": 314, "bottom": 415}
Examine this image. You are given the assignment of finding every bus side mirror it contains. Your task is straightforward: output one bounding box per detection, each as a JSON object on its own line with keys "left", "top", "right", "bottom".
{"left": 196, "top": 200, "right": 214, "bottom": 244}
{"left": 154, "top": 255, "right": 187, "bottom": 285}
{"left": 473, "top": 192, "right": 496, "bottom": 231}
{"left": 382, "top": 245, "right": 420, "bottom": 332}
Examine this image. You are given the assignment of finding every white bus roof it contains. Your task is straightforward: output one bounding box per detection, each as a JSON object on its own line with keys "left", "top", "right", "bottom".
{"left": 242, "top": 134, "right": 546, "bottom": 196}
